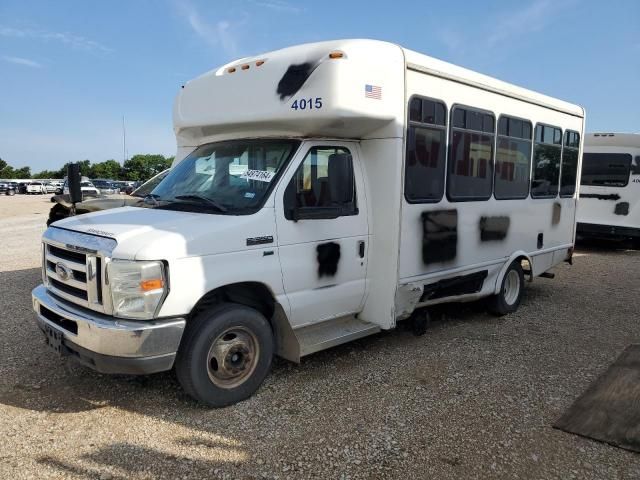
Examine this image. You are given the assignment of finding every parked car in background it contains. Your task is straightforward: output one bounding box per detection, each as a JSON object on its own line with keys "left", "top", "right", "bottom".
{"left": 47, "top": 169, "right": 170, "bottom": 225}
{"left": 62, "top": 178, "right": 100, "bottom": 198}
{"left": 0, "top": 181, "right": 17, "bottom": 195}
{"left": 18, "top": 182, "right": 29, "bottom": 194}
{"left": 43, "top": 183, "right": 58, "bottom": 193}
{"left": 92, "top": 179, "right": 118, "bottom": 195}
{"left": 26, "top": 182, "right": 47, "bottom": 194}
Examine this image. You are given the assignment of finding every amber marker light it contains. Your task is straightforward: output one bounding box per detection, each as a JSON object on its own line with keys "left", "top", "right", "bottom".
{"left": 227, "top": 67, "right": 236, "bottom": 73}
{"left": 328, "top": 51, "right": 344, "bottom": 59}
{"left": 241, "top": 64, "right": 250, "bottom": 70}
{"left": 256, "top": 60, "right": 265, "bottom": 66}
{"left": 140, "top": 279, "right": 164, "bottom": 291}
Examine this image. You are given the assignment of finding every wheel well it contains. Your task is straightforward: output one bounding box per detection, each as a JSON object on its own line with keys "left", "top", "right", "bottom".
{"left": 516, "top": 255, "right": 533, "bottom": 280}
{"left": 190, "top": 282, "right": 276, "bottom": 322}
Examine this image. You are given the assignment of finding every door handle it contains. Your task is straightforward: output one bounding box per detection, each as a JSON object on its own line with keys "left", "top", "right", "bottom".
{"left": 358, "top": 240, "right": 365, "bottom": 258}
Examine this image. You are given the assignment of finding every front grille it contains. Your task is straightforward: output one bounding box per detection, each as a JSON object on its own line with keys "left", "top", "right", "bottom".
{"left": 43, "top": 241, "right": 104, "bottom": 311}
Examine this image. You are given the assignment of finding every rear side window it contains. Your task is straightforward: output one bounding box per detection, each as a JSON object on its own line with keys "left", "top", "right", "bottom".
{"left": 531, "top": 124, "right": 562, "bottom": 198}
{"left": 560, "top": 131, "right": 580, "bottom": 197}
{"left": 581, "top": 153, "right": 632, "bottom": 187}
{"left": 405, "top": 97, "right": 447, "bottom": 202}
{"left": 494, "top": 116, "right": 532, "bottom": 199}
{"left": 447, "top": 106, "right": 495, "bottom": 201}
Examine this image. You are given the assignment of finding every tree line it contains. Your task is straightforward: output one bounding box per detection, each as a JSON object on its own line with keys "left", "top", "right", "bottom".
{"left": 0, "top": 154, "right": 174, "bottom": 181}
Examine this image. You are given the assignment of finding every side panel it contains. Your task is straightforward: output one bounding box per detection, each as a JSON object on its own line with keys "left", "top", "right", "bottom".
{"left": 399, "top": 69, "right": 583, "bottom": 287}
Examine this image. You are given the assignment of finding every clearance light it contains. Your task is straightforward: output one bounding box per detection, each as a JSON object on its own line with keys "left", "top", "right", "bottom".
{"left": 256, "top": 60, "right": 265, "bottom": 66}
{"left": 227, "top": 67, "right": 237, "bottom": 73}
{"left": 329, "top": 51, "right": 345, "bottom": 59}
{"left": 241, "top": 64, "right": 250, "bottom": 70}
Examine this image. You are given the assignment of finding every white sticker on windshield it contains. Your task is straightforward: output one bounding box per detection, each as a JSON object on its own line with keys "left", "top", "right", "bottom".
{"left": 240, "top": 170, "right": 275, "bottom": 183}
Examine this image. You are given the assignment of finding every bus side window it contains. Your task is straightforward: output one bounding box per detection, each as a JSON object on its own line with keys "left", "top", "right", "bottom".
{"left": 447, "top": 106, "right": 495, "bottom": 201}
{"left": 494, "top": 116, "right": 532, "bottom": 199}
{"left": 560, "top": 130, "right": 580, "bottom": 197}
{"left": 531, "top": 124, "right": 562, "bottom": 198}
{"left": 404, "top": 96, "right": 447, "bottom": 203}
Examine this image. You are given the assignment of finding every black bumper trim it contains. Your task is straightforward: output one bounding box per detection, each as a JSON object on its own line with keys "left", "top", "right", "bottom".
{"left": 576, "top": 223, "right": 640, "bottom": 239}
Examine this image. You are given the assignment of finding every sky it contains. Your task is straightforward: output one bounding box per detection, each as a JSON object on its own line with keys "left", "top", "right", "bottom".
{"left": 0, "top": 0, "right": 638, "bottom": 172}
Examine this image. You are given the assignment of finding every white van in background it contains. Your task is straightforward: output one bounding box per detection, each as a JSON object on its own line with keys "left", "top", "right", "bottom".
{"left": 577, "top": 133, "right": 640, "bottom": 243}
{"left": 32, "top": 39, "right": 584, "bottom": 406}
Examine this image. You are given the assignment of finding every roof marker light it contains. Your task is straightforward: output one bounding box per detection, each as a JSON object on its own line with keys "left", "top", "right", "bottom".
{"left": 241, "top": 64, "right": 250, "bottom": 70}
{"left": 227, "top": 67, "right": 236, "bottom": 73}
{"left": 256, "top": 60, "right": 265, "bottom": 66}
{"left": 329, "top": 51, "right": 344, "bottom": 59}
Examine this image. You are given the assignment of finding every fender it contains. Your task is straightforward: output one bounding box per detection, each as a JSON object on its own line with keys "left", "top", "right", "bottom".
{"left": 494, "top": 250, "right": 533, "bottom": 295}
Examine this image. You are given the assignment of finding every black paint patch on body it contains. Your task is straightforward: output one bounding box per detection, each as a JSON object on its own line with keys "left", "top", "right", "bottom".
{"left": 421, "top": 210, "right": 457, "bottom": 265}
{"left": 277, "top": 62, "right": 319, "bottom": 100}
{"left": 479, "top": 216, "right": 510, "bottom": 241}
{"left": 420, "top": 270, "right": 488, "bottom": 302}
{"left": 552, "top": 202, "right": 562, "bottom": 225}
{"left": 580, "top": 193, "right": 621, "bottom": 201}
{"left": 317, "top": 242, "right": 340, "bottom": 277}
{"left": 614, "top": 202, "right": 630, "bottom": 216}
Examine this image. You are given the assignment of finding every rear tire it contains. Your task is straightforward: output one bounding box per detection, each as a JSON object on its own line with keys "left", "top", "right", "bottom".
{"left": 176, "top": 303, "right": 274, "bottom": 407}
{"left": 487, "top": 261, "right": 524, "bottom": 316}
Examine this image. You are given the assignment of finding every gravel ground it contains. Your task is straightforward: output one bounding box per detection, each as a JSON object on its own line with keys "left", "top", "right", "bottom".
{"left": 1, "top": 194, "right": 639, "bottom": 479}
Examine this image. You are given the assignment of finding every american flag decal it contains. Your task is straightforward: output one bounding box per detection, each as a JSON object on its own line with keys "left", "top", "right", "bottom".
{"left": 365, "top": 84, "right": 381, "bottom": 99}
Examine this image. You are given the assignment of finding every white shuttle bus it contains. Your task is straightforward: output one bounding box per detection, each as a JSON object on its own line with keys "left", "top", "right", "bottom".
{"left": 577, "top": 133, "right": 640, "bottom": 243}
{"left": 32, "top": 40, "right": 584, "bottom": 406}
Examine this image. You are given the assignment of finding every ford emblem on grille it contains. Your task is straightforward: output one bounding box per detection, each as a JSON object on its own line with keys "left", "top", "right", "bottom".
{"left": 55, "top": 262, "right": 71, "bottom": 281}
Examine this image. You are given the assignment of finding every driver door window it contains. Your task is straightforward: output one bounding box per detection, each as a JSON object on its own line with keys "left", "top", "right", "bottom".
{"left": 284, "top": 147, "right": 357, "bottom": 220}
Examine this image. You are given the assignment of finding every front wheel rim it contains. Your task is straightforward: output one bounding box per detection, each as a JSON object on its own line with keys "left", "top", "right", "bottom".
{"left": 206, "top": 326, "right": 260, "bottom": 389}
{"left": 503, "top": 270, "right": 521, "bottom": 306}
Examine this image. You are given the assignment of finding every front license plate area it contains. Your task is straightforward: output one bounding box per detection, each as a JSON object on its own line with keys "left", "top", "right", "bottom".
{"left": 44, "top": 324, "right": 64, "bottom": 355}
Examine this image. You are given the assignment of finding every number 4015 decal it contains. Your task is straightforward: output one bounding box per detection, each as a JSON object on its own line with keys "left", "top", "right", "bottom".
{"left": 291, "top": 97, "right": 322, "bottom": 110}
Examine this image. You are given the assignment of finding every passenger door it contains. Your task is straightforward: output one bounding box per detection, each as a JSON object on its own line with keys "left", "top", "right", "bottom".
{"left": 275, "top": 142, "right": 369, "bottom": 327}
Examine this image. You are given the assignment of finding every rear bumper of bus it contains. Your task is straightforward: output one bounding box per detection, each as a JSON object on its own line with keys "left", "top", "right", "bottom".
{"left": 577, "top": 222, "right": 640, "bottom": 240}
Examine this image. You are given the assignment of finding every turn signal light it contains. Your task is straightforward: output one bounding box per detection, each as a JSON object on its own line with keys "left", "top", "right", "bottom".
{"left": 140, "top": 279, "right": 164, "bottom": 291}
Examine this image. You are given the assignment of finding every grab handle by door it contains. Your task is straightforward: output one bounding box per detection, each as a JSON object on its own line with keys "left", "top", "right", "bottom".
{"left": 358, "top": 240, "right": 365, "bottom": 258}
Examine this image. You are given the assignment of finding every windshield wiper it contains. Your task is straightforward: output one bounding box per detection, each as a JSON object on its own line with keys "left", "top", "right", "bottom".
{"left": 174, "top": 194, "right": 228, "bottom": 212}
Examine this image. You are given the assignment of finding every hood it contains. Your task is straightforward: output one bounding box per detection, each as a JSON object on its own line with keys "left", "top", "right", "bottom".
{"left": 53, "top": 206, "right": 276, "bottom": 260}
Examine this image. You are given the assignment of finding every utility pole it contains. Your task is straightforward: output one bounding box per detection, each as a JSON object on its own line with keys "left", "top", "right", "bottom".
{"left": 122, "top": 116, "right": 127, "bottom": 163}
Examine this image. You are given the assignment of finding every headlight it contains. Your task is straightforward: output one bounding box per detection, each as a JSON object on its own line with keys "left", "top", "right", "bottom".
{"left": 107, "top": 260, "right": 168, "bottom": 319}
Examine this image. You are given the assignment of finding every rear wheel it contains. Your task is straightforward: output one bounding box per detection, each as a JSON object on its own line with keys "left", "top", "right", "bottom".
{"left": 8, "top": 189, "right": 15, "bottom": 196}
{"left": 176, "top": 303, "right": 274, "bottom": 407}
{"left": 487, "top": 261, "right": 524, "bottom": 316}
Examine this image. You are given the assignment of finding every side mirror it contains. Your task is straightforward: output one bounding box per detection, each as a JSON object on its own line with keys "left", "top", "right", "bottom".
{"left": 67, "top": 163, "right": 83, "bottom": 205}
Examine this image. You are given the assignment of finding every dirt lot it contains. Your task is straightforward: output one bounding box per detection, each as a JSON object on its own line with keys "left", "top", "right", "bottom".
{"left": 1, "top": 194, "right": 639, "bottom": 479}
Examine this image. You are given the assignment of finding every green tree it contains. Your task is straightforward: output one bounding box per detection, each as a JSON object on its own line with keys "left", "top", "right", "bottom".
{"left": 122, "top": 154, "right": 172, "bottom": 181}
{"left": 91, "top": 159, "right": 122, "bottom": 180}
{"left": 13, "top": 166, "right": 31, "bottom": 178}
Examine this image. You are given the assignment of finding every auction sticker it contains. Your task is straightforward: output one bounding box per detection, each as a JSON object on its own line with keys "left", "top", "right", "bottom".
{"left": 240, "top": 170, "right": 275, "bottom": 182}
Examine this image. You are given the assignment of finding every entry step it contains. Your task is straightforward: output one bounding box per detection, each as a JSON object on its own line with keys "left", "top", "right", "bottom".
{"left": 296, "top": 316, "right": 381, "bottom": 357}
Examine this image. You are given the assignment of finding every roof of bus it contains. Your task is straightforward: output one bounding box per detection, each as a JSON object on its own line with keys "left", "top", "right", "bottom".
{"left": 585, "top": 132, "right": 640, "bottom": 148}
{"left": 402, "top": 47, "right": 584, "bottom": 117}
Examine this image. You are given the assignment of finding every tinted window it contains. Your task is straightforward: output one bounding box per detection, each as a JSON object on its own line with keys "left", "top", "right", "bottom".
{"left": 405, "top": 97, "right": 447, "bottom": 202}
{"left": 581, "top": 153, "right": 632, "bottom": 187}
{"left": 494, "top": 116, "right": 532, "bottom": 199}
{"left": 447, "top": 106, "right": 495, "bottom": 201}
{"left": 284, "top": 146, "right": 357, "bottom": 219}
{"left": 531, "top": 124, "right": 562, "bottom": 198}
{"left": 560, "top": 130, "right": 580, "bottom": 197}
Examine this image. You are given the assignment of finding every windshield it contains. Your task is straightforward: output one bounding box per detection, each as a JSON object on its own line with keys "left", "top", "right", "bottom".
{"left": 151, "top": 139, "right": 300, "bottom": 214}
{"left": 133, "top": 170, "right": 170, "bottom": 198}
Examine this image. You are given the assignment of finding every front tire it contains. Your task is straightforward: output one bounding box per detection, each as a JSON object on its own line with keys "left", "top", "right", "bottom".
{"left": 487, "top": 261, "right": 524, "bottom": 316}
{"left": 175, "top": 303, "right": 274, "bottom": 407}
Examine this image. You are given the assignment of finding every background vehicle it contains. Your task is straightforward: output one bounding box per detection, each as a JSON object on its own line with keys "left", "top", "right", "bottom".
{"left": 62, "top": 177, "right": 99, "bottom": 198}
{"left": 0, "top": 181, "right": 17, "bottom": 195}
{"left": 577, "top": 133, "right": 640, "bottom": 244}
{"left": 33, "top": 39, "right": 584, "bottom": 407}
{"left": 47, "top": 169, "right": 170, "bottom": 225}
{"left": 43, "top": 183, "right": 58, "bottom": 194}
{"left": 92, "top": 179, "right": 118, "bottom": 195}
{"left": 26, "top": 182, "right": 46, "bottom": 194}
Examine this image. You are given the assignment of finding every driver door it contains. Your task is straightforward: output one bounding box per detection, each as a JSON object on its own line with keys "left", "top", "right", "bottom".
{"left": 275, "top": 142, "right": 369, "bottom": 327}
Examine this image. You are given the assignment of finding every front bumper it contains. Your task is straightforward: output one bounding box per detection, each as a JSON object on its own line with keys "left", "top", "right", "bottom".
{"left": 32, "top": 284, "right": 186, "bottom": 374}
